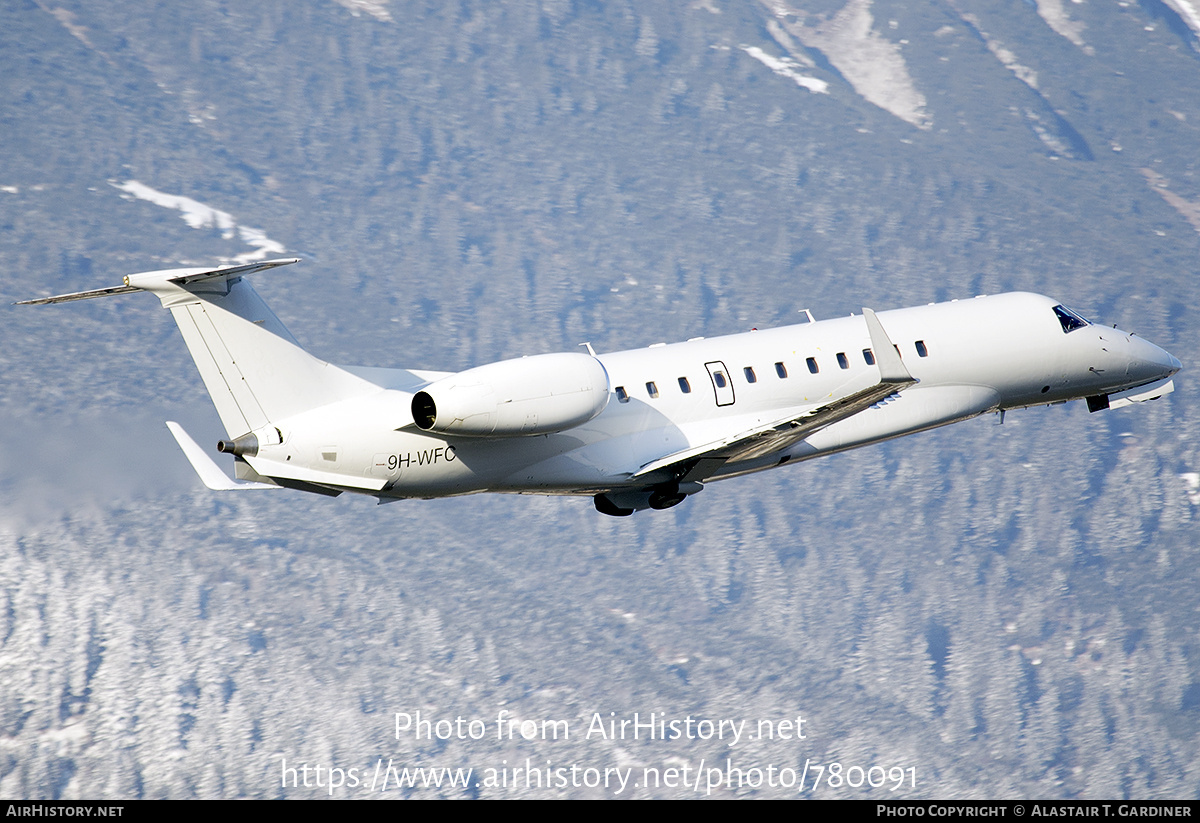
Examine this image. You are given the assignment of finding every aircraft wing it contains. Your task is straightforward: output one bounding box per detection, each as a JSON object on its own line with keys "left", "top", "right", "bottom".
{"left": 631, "top": 307, "right": 917, "bottom": 482}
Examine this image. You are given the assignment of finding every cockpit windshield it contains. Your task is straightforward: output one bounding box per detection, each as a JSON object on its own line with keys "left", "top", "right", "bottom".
{"left": 1053, "top": 304, "right": 1090, "bottom": 333}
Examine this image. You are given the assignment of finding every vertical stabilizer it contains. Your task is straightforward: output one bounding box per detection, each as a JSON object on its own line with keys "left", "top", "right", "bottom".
{"left": 20, "top": 259, "right": 382, "bottom": 436}
{"left": 125, "top": 261, "right": 379, "bottom": 435}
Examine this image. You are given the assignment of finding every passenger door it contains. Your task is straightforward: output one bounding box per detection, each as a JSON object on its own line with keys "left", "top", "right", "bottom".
{"left": 705, "top": 361, "right": 736, "bottom": 407}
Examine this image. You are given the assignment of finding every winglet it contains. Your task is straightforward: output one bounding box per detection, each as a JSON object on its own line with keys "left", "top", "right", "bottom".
{"left": 165, "top": 421, "right": 278, "bottom": 490}
{"left": 862, "top": 307, "right": 914, "bottom": 383}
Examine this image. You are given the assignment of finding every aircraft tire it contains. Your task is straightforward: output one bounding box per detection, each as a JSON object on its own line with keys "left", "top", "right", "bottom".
{"left": 649, "top": 491, "right": 686, "bottom": 510}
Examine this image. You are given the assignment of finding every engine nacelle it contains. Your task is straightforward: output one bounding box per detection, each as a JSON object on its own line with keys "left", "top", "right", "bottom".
{"left": 411, "top": 352, "right": 610, "bottom": 436}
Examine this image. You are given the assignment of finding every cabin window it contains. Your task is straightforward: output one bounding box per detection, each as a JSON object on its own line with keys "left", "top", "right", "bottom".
{"left": 806, "top": 357, "right": 819, "bottom": 374}
{"left": 713, "top": 371, "right": 728, "bottom": 389}
{"left": 743, "top": 366, "right": 757, "bottom": 383}
{"left": 678, "top": 377, "right": 691, "bottom": 393}
{"left": 616, "top": 386, "right": 629, "bottom": 403}
{"left": 836, "top": 352, "right": 849, "bottom": 370}
{"left": 863, "top": 349, "right": 875, "bottom": 366}
{"left": 915, "top": 340, "right": 928, "bottom": 357}
{"left": 1053, "top": 305, "right": 1090, "bottom": 333}
{"left": 775, "top": 361, "right": 788, "bottom": 379}
{"left": 646, "top": 381, "right": 659, "bottom": 398}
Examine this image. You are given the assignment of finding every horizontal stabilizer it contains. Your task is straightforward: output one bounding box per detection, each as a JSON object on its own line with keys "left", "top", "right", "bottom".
{"left": 16, "top": 258, "right": 300, "bottom": 305}
{"left": 16, "top": 284, "right": 140, "bottom": 305}
{"left": 166, "top": 421, "right": 279, "bottom": 491}
{"left": 165, "top": 258, "right": 300, "bottom": 287}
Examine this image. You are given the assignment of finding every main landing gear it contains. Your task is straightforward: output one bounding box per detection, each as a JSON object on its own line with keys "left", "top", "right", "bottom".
{"left": 593, "top": 482, "right": 702, "bottom": 516}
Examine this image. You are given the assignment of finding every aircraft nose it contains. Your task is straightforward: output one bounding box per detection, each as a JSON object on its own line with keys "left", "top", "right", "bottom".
{"left": 1129, "top": 336, "right": 1181, "bottom": 381}
{"left": 1167, "top": 351, "right": 1183, "bottom": 375}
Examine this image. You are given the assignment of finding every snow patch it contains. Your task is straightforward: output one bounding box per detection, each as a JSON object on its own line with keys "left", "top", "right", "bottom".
{"left": 1034, "top": 0, "right": 1091, "bottom": 52}
{"left": 111, "top": 180, "right": 286, "bottom": 264}
{"left": 742, "top": 46, "right": 829, "bottom": 94}
{"left": 962, "top": 13, "right": 1039, "bottom": 90}
{"left": 766, "top": 0, "right": 931, "bottom": 129}
{"left": 1141, "top": 168, "right": 1200, "bottom": 234}
{"left": 1164, "top": 0, "right": 1200, "bottom": 39}
{"left": 332, "top": 0, "right": 393, "bottom": 23}
{"left": 992, "top": 43, "right": 1038, "bottom": 88}
{"left": 1181, "top": 472, "right": 1200, "bottom": 505}
{"left": 40, "top": 4, "right": 100, "bottom": 53}
{"left": 766, "top": 18, "right": 810, "bottom": 64}
{"left": 1022, "top": 107, "right": 1068, "bottom": 154}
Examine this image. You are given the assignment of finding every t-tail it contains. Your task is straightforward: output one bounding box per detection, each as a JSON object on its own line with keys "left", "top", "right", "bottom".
{"left": 18, "top": 259, "right": 380, "bottom": 478}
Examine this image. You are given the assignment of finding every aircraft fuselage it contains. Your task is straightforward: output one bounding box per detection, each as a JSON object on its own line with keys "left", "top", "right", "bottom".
{"left": 250, "top": 292, "right": 1178, "bottom": 505}
{"left": 20, "top": 261, "right": 1179, "bottom": 515}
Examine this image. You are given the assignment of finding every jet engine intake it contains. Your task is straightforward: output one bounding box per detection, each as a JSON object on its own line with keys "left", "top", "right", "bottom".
{"left": 411, "top": 352, "right": 610, "bottom": 436}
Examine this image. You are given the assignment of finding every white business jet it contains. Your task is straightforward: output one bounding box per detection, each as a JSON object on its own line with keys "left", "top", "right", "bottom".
{"left": 20, "top": 259, "right": 1180, "bottom": 515}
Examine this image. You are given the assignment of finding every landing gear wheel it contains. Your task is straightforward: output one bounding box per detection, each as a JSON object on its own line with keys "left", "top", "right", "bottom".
{"left": 648, "top": 491, "right": 686, "bottom": 510}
